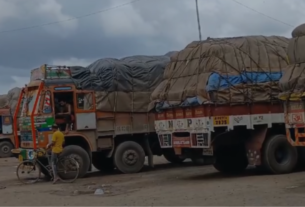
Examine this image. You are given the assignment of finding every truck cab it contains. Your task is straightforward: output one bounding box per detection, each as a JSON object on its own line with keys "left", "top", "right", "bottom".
{"left": 0, "top": 107, "right": 15, "bottom": 158}
{"left": 13, "top": 65, "right": 92, "bottom": 178}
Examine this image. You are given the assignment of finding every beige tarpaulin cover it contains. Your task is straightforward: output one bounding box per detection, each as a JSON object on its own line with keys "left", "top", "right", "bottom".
{"left": 7, "top": 87, "right": 21, "bottom": 114}
{"left": 0, "top": 87, "right": 21, "bottom": 113}
{"left": 151, "top": 36, "right": 289, "bottom": 108}
{"left": 0, "top": 94, "right": 7, "bottom": 109}
{"left": 279, "top": 23, "right": 305, "bottom": 99}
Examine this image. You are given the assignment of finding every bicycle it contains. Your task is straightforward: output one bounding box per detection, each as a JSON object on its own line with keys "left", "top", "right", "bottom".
{"left": 16, "top": 148, "right": 79, "bottom": 184}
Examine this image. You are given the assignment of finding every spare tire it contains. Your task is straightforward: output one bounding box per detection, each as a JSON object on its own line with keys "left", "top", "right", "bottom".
{"left": 262, "top": 134, "right": 297, "bottom": 174}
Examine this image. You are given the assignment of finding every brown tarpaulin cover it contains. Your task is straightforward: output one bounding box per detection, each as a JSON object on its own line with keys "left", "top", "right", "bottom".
{"left": 279, "top": 23, "right": 305, "bottom": 96}
{"left": 151, "top": 36, "right": 289, "bottom": 107}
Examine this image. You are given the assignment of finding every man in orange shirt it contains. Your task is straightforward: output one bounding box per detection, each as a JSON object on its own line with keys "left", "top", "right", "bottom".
{"left": 47, "top": 124, "right": 65, "bottom": 184}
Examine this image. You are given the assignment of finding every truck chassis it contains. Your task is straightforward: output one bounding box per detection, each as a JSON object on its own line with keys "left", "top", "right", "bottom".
{"left": 155, "top": 102, "right": 300, "bottom": 174}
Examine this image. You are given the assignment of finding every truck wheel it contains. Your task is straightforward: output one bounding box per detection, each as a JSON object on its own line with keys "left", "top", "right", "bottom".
{"left": 296, "top": 147, "right": 305, "bottom": 170}
{"left": 114, "top": 141, "right": 145, "bottom": 174}
{"left": 60, "top": 145, "right": 90, "bottom": 178}
{"left": 163, "top": 149, "right": 186, "bottom": 164}
{"left": 0, "top": 141, "right": 13, "bottom": 158}
{"left": 262, "top": 134, "right": 297, "bottom": 174}
{"left": 213, "top": 144, "right": 248, "bottom": 174}
{"left": 92, "top": 153, "right": 115, "bottom": 173}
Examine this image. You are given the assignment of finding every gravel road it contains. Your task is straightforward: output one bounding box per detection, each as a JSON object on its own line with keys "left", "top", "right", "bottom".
{"left": 0, "top": 156, "right": 305, "bottom": 206}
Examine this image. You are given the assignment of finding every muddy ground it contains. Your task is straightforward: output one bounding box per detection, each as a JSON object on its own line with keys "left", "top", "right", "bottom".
{"left": 1, "top": 157, "right": 305, "bottom": 206}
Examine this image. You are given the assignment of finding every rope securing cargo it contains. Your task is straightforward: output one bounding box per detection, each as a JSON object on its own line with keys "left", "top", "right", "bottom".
{"left": 151, "top": 36, "right": 290, "bottom": 110}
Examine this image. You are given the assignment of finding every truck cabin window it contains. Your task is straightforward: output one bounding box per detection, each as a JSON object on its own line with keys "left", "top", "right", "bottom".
{"left": 26, "top": 88, "right": 39, "bottom": 116}
{"left": 42, "top": 90, "right": 52, "bottom": 114}
{"left": 77, "top": 93, "right": 93, "bottom": 110}
{"left": 54, "top": 92, "right": 74, "bottom": 132}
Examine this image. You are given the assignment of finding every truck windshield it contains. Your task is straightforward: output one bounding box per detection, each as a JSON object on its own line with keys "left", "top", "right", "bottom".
{"left": 24, "top": 87, "right": 40, "bottom": 116}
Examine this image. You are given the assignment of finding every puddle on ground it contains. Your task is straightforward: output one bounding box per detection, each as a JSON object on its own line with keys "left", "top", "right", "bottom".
{"left": 47, "top": 183, "right": 139, "bottom": 197}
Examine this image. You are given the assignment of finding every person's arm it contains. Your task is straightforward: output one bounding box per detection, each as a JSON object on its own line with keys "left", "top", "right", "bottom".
{"left": 63, "top": 104, "right": 71, "bottom": 114}
{"left": 47, "top": 133, "right": 57, "bottom": 149}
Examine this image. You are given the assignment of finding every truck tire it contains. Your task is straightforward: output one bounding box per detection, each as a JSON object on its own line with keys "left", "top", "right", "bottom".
{"left": 60, "top": 145, "right": 90, "bottom": 178}
{"left": 262, "top": 134, "right": 297, "bottom": 174}
{"left": 163, "top": 149, "right": 186, "bottom": 164}
{"left": 296, "top": 147, "right": 305, "bottom": 170}
{"left": 92, "top": 153, "right": 115, "bottom": 173}
{"left": 213, "top": 144, "right": 248, "bottom": 174}
{"left": 114, "top": 141, "right": 145, "bottom": 174}
{"left": 0, "top": 141, "right": 13, "bottom": 158}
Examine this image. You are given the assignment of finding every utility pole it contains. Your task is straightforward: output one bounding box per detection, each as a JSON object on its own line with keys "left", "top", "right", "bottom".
{"left": 195, "top": 0, "right": 202, "bottom": 41}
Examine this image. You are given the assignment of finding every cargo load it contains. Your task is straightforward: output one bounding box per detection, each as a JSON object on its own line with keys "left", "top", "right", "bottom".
{"left": 279, "top": 23, "right": 305, "bottom": 98}
{"left": 0, "top": 88, "right": 19, "bottom": 158}
{"left": 0, "top": 87, "right": 21, "bottom": 113}
{"left": 70, "top": 55, "right": 171, "bottom": 113}
{"left": 151, "top": 36, "right": 289, "bottom": 110}
{"left": 7, "top": 87, "right": 21, "bottom": 113}
{"left": 0, "top": 94, "right": 6, "bottom": 109}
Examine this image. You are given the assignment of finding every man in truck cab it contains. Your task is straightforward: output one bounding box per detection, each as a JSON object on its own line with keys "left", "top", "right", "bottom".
{"left": 46, "top": 124, "right": 65, "bottom": 184}
{"left": 55, "top": 99, "right": 72, "bottom": 134}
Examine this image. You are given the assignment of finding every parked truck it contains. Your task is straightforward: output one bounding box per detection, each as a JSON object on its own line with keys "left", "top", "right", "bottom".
{"left": 0, "top": 106, "right": 15, "bottom": 158}
{"left": 151, "top": 35, "right": 303, "bottom": 174}
{"left": 0, "top": 89, "right": 21, "bottom": 158}
{"left": 12, "top": 55, "right": 171, "bottom": 178}
{"left": 279, "top": 23, "right": 305, "bottom": 152}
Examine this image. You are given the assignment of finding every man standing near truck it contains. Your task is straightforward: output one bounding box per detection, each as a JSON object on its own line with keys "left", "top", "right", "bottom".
{"left": 55, "top": 99, "right": 71, "bottom": 134}
{"left": 47, "top": 124, "right": 65, "bottom": 184}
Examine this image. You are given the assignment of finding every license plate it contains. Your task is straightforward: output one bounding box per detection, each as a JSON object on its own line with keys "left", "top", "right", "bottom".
{"left": 172, "top": 137, "right": 191, "bottom": 148}
{"left": 202, "top": 148, "right": 213, "bottom": 156}
{"left": 18, "top": 154, "right": 23, "bottom": 162}
{"left": 287, "top": 101, "right": 303, "bottom": 112}
{"left": 213, "top": 116, "right": 229, "bottom": 126}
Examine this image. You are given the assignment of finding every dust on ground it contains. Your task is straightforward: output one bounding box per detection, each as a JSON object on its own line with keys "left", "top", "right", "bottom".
{"left": 0, "top": 156, "right": 305, "bottom": 206}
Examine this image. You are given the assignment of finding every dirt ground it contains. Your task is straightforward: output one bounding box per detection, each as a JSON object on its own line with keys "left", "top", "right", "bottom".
{"left": 1, "top": 157, "right": 305, "bottom": 206}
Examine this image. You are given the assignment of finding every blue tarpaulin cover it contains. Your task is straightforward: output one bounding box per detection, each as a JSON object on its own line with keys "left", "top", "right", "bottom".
{"left": 151, "top": 35, "right": 290, "bottom": 110}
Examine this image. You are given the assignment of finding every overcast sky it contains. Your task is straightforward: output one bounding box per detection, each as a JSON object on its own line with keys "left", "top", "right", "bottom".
{"left": 0, "top": 0, "right": 302, "bottom": 94}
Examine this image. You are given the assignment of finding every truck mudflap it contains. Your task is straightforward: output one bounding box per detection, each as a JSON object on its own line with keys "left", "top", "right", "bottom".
{"left": 245, "top": 126, "right": 268, "bottom": 166}
{"left": 284, "top": 100, "right": 305, "bottom": 146}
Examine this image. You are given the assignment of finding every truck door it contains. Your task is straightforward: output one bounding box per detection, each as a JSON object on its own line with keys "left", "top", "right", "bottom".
{"left": 1, "top": 115, "right": 13, "bottom": 134}
{"left": 74, "top": 92, "right": 96, "bottom": 130}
